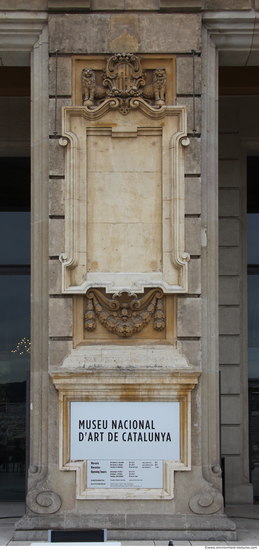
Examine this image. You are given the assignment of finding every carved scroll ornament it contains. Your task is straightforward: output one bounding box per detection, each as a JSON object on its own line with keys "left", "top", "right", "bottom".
{"left": 81, "top": 53, "right": 167, "bottom": 114}
{"left": 85, "top": 288, "right": 165, "bottom": 338}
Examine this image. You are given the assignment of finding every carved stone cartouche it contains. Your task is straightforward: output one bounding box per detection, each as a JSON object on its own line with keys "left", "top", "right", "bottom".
{"left": 81, "top": 53, "right": 167, "bottom": 114}
{"left": 84, "top": 288, "right": 166, "bottom": 338}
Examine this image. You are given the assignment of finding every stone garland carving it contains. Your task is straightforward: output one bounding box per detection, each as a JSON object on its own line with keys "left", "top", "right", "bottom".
{"left": 81, "top": 53, "right": 167, "bottom": 115}
{"left": 84, "top": 288, "right": 166, "bottom": 338}
{"left": 26, "top": 465, "right": 62, "bottom": 515}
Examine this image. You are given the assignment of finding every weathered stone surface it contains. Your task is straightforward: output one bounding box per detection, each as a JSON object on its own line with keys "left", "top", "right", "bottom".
{"left": 49, "top": 14, "right": 201, "bottom": 53}
{"left": 138, "top": 14, "right": 201, "bottom": 52}
{"left": 160, "top": 0, "right": 202, "bottom": 10}
{"left": 219, "top": 159, "right": 240, "bottom": 188}
{"left": 49, "top": 297, "right": 73, "bottom": 337}
{"left": 49, "top": 178, "right": 64, "bottom": 216}
{"left": 178, "top": 339, "right": 201, "bottom": 367}
{"left": 185, "top": 177, "right": 201, "bottom": 215}
{"left": 49, "top": 219, "right": 65, "bottom": 257}
{"left": 125, "top": 0, "right": 159, "bottom": 8}
{"left": 49, "top": 56, "right": 72, "bottom": 96}
{"left": 219, "top": 248, "right": 240, "bottom": 276}
{"left": 185, "top": 217, "right": 201, "bottom": 256}
{"left": 49, "top": 339, "right": 72, "bottom": 367}
{"left": 0, "top": 0, "right": 47, "bottom": 7}
{"left": 176, "top": 56, "right": 201, "bottom": 95}
{"left": 91, "top": 0, "right": 124, "bottom": 8}
{"left": 221, "top": 395, "right": 241, "bottom": 424}
{"left": 219, "top": 189, "right": 240, "bottom": 217}
{"left": 188, "top": 258, "right": 201, "bottom": 294}
{"left": 49, "top": 138, "right": 65, "bottom": 176}
{"left": 219, "top": 335, "right": 240, "bottom": 364}
{"left": 49, "top": 259, "right": 62, "bottom": 293}
{"left": 49, "top": 97, "right": 71, "bottom": 136}
{"left": 219, "top": 219, "right": 239, "bottom": 247}
{"left": 220, "top": 366, "right": 241, "bottom": 394}
{"left": 176, "top": 96, "right": 201, "bottom": 134}
{"left": 185, "top": 137, "right": 201, "bottom": 175}
{"left": 177, "top": 297, "right": 201, "bottom": 337}
{"left": 205, "top": 0, "right": 252, "bottom": 8}
{"left": 221, "top": 426, "right": 241, "bottom": 455}
{"left": 219, "top": 276, "right": 240, "bottom": 305}
{"left": 219, "top": 306, "right": 240, "bottom": 335}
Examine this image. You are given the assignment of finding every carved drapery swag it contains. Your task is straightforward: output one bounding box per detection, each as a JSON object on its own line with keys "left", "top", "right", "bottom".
{"left": 81, "top": 53, "right": 167, "bottom": 114}
{"left": 85, "top": 288, "right": 166, "bottom": 338}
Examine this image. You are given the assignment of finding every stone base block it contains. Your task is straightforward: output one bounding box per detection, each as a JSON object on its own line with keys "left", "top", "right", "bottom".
{"left": 14, "top": 513, "right": 237, "bottom": 542}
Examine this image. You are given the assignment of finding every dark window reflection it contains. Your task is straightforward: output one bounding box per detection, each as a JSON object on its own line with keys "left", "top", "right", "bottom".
{"left": 0, "top": 156, "right": 30, "bottom": 501}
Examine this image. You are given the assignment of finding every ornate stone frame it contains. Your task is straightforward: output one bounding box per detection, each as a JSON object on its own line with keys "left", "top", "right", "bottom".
{"left": 59, "top": 99, "right": 189, "bottom": 294}
{"left": 51, "top": 369, "right": 200, "bottom": 500}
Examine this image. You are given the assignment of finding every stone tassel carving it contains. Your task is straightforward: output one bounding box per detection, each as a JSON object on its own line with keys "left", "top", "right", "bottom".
{"left": 85, "top": 288, "right": 166, "bottom": 338}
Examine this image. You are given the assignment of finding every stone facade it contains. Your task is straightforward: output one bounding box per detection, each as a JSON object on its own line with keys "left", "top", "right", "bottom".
{"left": 0, "top": 0, "right": 258, "bottom": 542}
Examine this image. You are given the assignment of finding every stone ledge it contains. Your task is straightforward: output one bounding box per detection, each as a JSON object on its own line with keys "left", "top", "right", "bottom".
{"left": 160, "top": 0, "right": 202, "bottom": 11}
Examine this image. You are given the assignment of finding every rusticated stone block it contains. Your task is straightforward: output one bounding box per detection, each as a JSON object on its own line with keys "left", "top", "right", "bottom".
{"left": 178, "top": 339, "right": 201, "bottom": 367}
{"left": 219, "top": 247, "right": 240, "bottom": 276}
{"left": 221, "top": 395, "right": 241, "bottom": 424}
{"left": 219, "top": 219, "right": 239, "bottom": 247}
{"left": 176, "top": 96, "right": 201, "bottom": 134}
{"left": 49, "top": 97, "right": 72, "bottom": 136}
{"left": 139, "top": 14, "right": 201, "bottom": 52}
{"left": 220, "top": 366, "right": 240, "bottom": 394}
{"left": 91, "top": 0, "right": 124, "bottom": 9}
{"left": 176, "top": 56, "right": 201, "bottom": 95}
{"left": 49, "top": 259, "right": 62, "bottom": 294}
{"left": 185, "top": 177, "right": 201, "bottom": 215}
{"left": 49, "top": 219, "right": 65, "bottom": 257}
{"left": 221, "top": 426, "right": 241, "bottom": 455}
{"left": 185, "top": 217, "right": 201, "bottom": 256}
{"left": 49, "top": 339, "right": 72, "bottom": 367}
{"left": 185, "top": 137, "right": 201, "bottom": 175}
{"left": 49, "top": 56, "right": 72, "bottom": 96}
{"left": 219, "top": 306, "right": 240, "bottom": 335}
{"left": 219, "top": 276, "right": 240, "bottom": 305}
{"left": 219, "top": 189, "right": 240, "bottom": 217}
{"left": 205, "top": 0, "right": 252, "bottom": 8}
{"left": 219, "top": 335, "right": 240, "bottom": 364}
{"left": 219, "top": 159, "right": 240, "bottom": 188}
{"left": 49, "top": 179, "right": 65, "bottom": 216}
{"left": 49, "top": 138, "right": 65, "bottom": 177}
{"left": 177, "top": 297, "right": 201, "bottom": 337}
{"left": 49, "top": 297, "right": 73, "bottom": 337}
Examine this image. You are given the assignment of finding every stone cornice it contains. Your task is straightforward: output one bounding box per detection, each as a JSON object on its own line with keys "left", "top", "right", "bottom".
{"left": 203, "top": 10, "right": 259, "bottom": 50}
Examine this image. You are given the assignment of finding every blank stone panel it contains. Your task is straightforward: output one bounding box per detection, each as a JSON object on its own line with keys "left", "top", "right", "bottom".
{"left": 219, "top": 276, "right": 240, "bottom": 305}
{"left": 219, "top": 335, "right": 240, "bottom": 365}
{"left": 49, "top": 297, "right": 73, "bottom": 337}
{"left": 176, "top": 56, "right": 201, "bottom": 96}
{"left": 177, "top": 297, "right": 201, "bottom": 337}
{"left": 221, "top": 395, "right": 241, "bottom": 424}
{"left": 220, "top": 366, "right": 241, "bottom": 395}
{"left": 185, "top": 177, "right": 201, "bottom": 215}
{"left": 219, "top": 219, "right": 239, "bottom": 247}
{"left": 219, "top": 306, "right": 240, "bottom": 335}
{"left": 219, "top": 159, "right": 240, "bottom": 188}
{"left": 219, "top": 248, "right": 240, "bottom": 276}
{"left": 221, "top": 426, "right": 241, "bottom": 455}
{"left": 219, "top": 189, "right": 240, "bottom": 217}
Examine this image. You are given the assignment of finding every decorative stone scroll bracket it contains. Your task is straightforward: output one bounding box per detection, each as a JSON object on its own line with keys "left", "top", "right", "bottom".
{"left": 84, "top": 288, "right": 165, "bottom": 338}
{"left": 51, "top": 369, "right": 200, "bottom": 500}
{"left": 26, "top": 465, "right": 62, "bottom": 515}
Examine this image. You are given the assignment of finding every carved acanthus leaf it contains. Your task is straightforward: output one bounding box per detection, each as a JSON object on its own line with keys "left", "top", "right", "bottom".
{"left": 84, "top": 288, "right": 166, "bottom": 338}
{"left": 81, "top": 53, "right": 167, "bottom": 115}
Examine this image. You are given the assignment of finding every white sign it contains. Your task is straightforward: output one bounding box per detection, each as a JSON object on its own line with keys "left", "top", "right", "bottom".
{"left": 70, "top": 401, "right": 180, "bottom": 461}
{"left": 87, "top": 459, "right": 163, "bottom": 489}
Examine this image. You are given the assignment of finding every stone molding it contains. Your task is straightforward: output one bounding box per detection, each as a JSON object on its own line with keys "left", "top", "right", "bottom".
{"left": 47, "top": 0, "right": 202, "bottom": 11}
{"left": 51, "top": 368, "right": 200, "bottom": 500}
{"left": 59, "top": 99, "right": 189, "bottom": 294}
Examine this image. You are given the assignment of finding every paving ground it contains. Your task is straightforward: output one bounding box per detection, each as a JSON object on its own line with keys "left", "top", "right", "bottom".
{"left": 1, "top": 503, "right": 259, "bottom": 547}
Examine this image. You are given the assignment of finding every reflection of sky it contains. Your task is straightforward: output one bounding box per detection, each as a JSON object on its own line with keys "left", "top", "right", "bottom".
{"left": 0, "top": 212, "right": 30, "bottom": 264}
{"left": 0, "top": 358, "right": 29, "bottom": 383}
{"left": 0, "top": 275, "right": 30, "bottom": 353}
{"left": 248, "top": 214, "right": 259, "bottom": 264}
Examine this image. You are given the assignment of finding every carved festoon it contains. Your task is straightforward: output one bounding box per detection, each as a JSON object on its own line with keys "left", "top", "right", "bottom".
{"left": 81, "top": 53, "right": 167, "bottom": 114}
{"left": 84, "top": 288, "right": 166, "bottom": 337}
